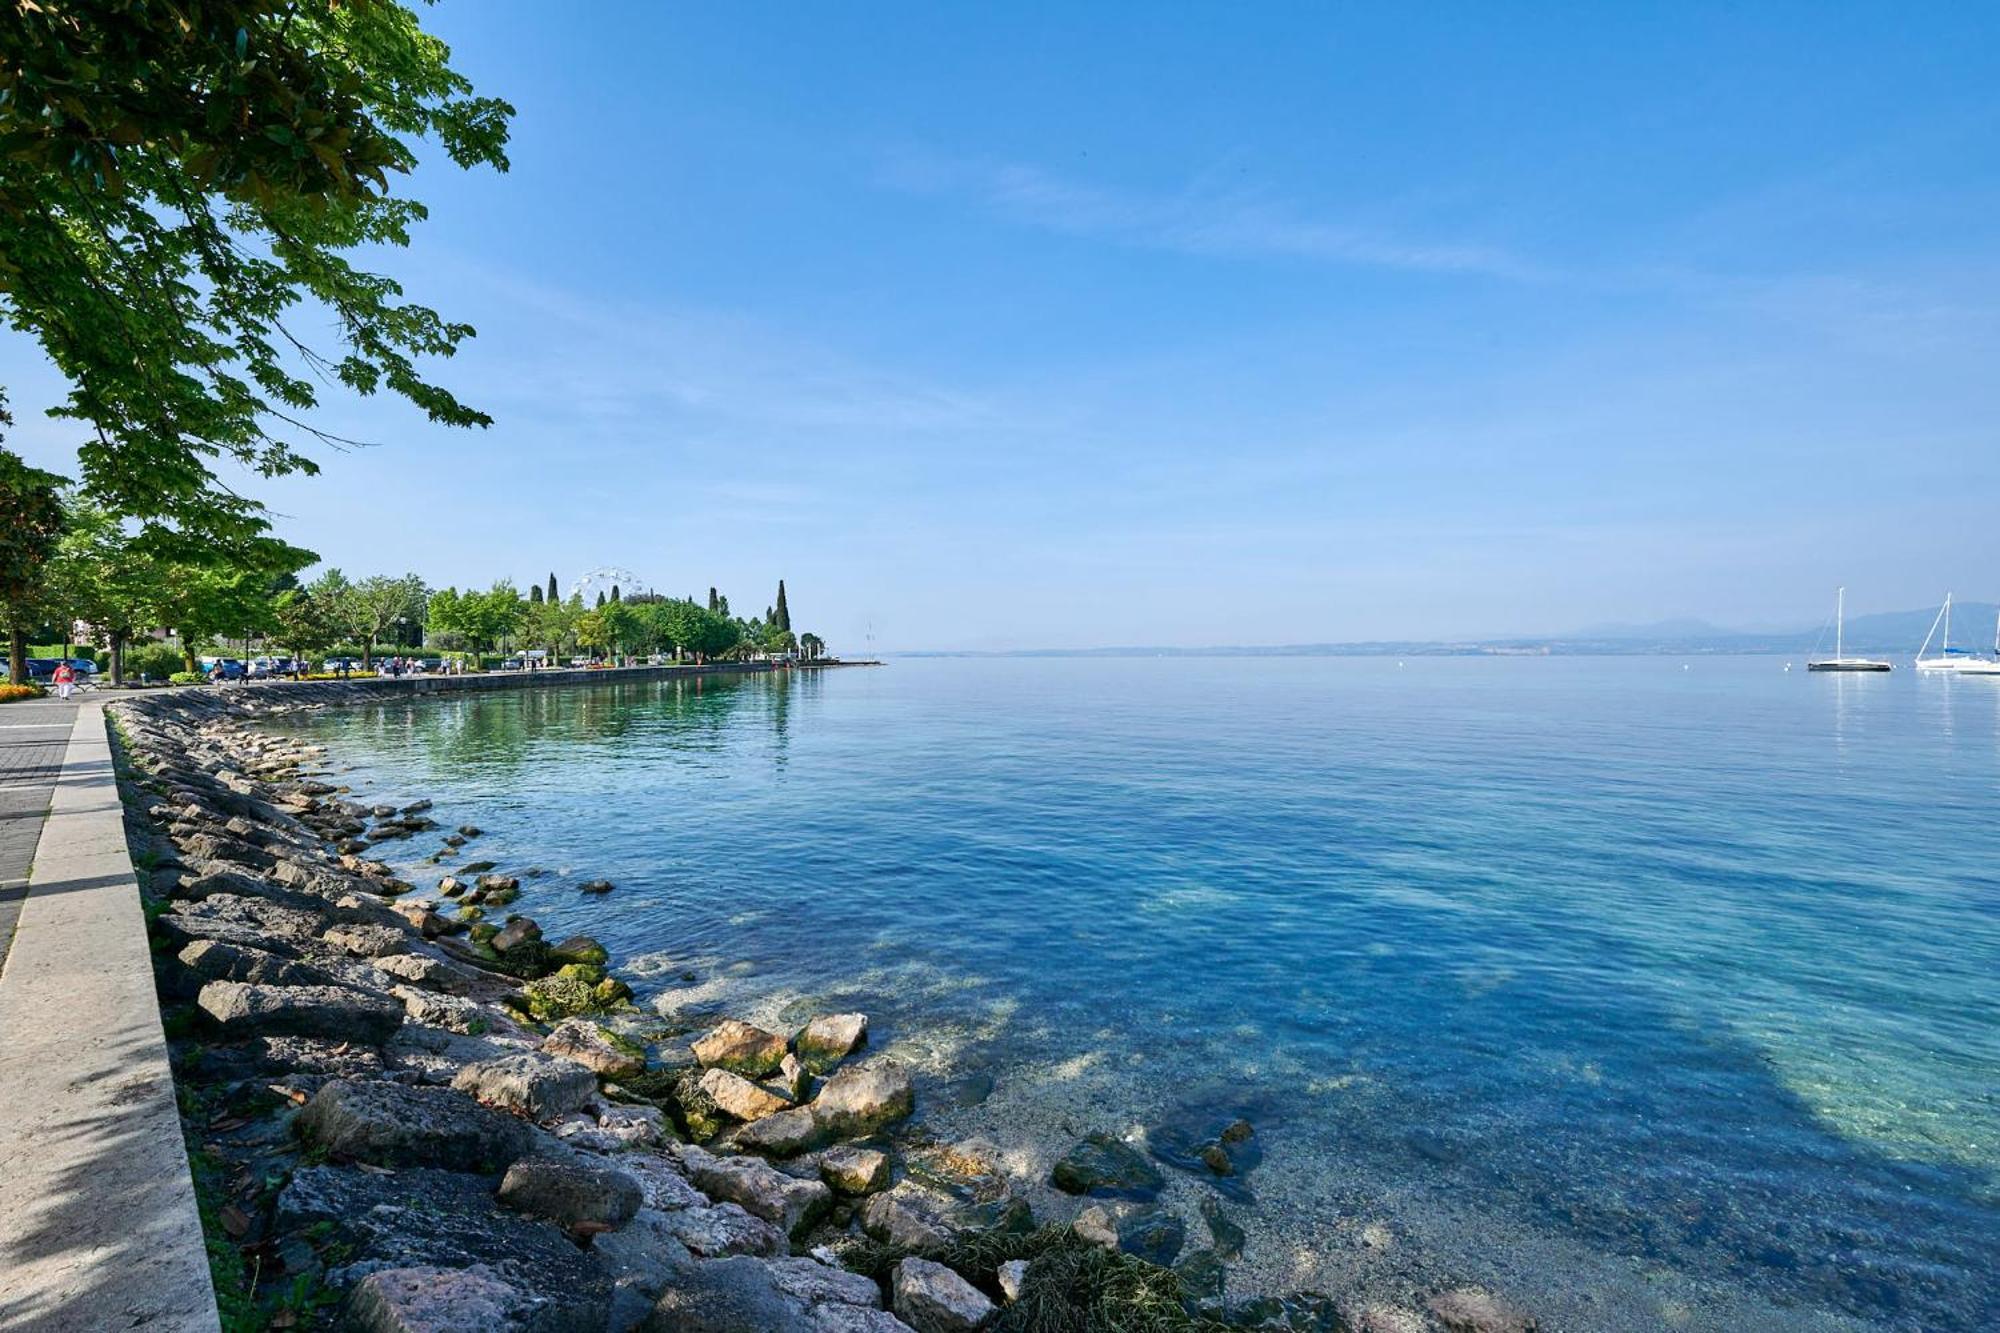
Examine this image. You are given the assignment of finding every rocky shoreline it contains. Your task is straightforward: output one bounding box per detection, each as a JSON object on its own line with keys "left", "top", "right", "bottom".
{"left": 108, "top": 682, "right": 1538, "bottom": 1333}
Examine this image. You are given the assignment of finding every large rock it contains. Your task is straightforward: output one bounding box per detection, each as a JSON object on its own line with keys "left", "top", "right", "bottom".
{"left": 454, "top": 1053, "right": 599, "bottom": 1119}
{"left": 276, "top": 1166, "right": 611, "bottom": 1328}
{"left": 860, "top": 1181, "right": 1030, "bottom": 1253}
{"left": 1050, "top": 1132, "right": 1164, "bottom": 1200}
{"left": 818, "top": 1146, "right": 891, "bottom": 1195}
{"left": 372, "top": 951, "right": 484, "bottom": 994}
{"left": 891, "top": 1258, "right": 995, "bottom": 1333}
{"left": 679, "top": 1145, "right": 833, "bottom": 1238}
{"left": 295, "top": 1079, "right": 537, "bottom": 1171}
{"left": 638, "top": 1254, "right": 897, "bottom": 1333}
{"left": 1115, "top": 1206, "right": 1185, "bottom": 1266}
{"left": 700, "top": 1067, "right": 793, "bottom": 1122}
{"left": 497, "top": 1157, "right": 643, "bottom": 1230}
{"left": 177, "top": 939, "right": 332, "bottom": 988}
{"left": 691, "top": 1019, "right": 788, "bottom": 1076}
{"left": 323, "top": 922, "right": 412, "bottom": 957}
{"left": 794, "top": 1013, "right": 868, "bottom": 1071}
{"left": 344, "top": 1264, "right": 552, "bottom": 1333}
{"left": 197, "top": 980, "right": 402, "bottom": 1043}
{"left": 810, "top": 1062, "right": 913, "bottom": 1139}
{"left": 543, "top": 1019, "right": 646, "bottom": 1078}
{"left": 731, "top": 1106, "right": 822, "bottom": 1157}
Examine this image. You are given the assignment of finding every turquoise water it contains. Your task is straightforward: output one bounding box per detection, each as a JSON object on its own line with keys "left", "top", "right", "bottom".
{"left": 280, "top": 658, "right": 2000, "bottom": 1329}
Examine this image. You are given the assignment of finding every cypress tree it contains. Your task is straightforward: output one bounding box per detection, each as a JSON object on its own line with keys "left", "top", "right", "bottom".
{"left": 529, "top": 583, "right": 543, "bottom": 604}
{"left": 596, "top": 591, "right": 606, "bottom": 608}
{"left": 611, "top": 584, "right": 621, "bottom": 603}
{"left": 547, "top": 572, "right": 559, "bottom": 603}
{"left": 774, "top": 579, "right": 790, "bottom": 632}
{"left": 708, "top": 586, "right": 719, "bottom": 612}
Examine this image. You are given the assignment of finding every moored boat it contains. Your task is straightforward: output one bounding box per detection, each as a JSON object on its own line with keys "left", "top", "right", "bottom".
{"left": 1807, "top": 587, "right": 1892, "bottom": 671}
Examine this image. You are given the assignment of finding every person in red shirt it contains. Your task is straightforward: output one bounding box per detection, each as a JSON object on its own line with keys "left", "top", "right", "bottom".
{"left": 51, "top": 661, "right": 75, "bottom": 701}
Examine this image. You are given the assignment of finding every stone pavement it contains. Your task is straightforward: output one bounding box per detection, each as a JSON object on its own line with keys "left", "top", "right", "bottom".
{"left": 0, "top": 694, "right": 78, "bottom": 973}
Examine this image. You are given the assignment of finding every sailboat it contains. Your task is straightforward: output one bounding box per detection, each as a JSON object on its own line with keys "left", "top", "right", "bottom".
{"left": 1808, "top": 587, "right": 1892, "bottom": 671}
{"left": 1945, "top": 610, "right": 2000, "bottom": 676}
{"left": 1913, "top": 593, "right": 1997, "bottom": 672}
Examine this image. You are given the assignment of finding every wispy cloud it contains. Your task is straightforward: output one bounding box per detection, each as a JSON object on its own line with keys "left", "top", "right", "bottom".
{"left": 878, "top": 151, "right": 1545, "bottom": 280}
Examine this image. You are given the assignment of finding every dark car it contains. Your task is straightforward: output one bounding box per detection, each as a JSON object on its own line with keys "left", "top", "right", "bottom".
{"left": 207, "top": 659, "right": 247, "bottom": 681}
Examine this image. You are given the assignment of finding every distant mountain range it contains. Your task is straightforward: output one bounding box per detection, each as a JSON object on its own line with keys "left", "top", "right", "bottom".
{"left": 902, "top": 601, "right": 1997, "bottom": 659}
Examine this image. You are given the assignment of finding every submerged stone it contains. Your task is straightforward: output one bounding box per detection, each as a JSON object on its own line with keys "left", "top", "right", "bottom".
{"left": 1050, "top": 1132, "right": 1164, "bottom": 1200}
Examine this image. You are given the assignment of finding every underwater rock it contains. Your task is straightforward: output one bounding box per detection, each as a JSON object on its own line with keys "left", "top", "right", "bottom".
{"left": 1050, "top": 1132, "right": 1164, "bottom": 1200}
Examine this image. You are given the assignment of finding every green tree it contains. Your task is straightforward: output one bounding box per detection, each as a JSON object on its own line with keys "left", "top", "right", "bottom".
{"left": 0, "top": 2, "right": 513, "bottom": 538}
{"left": 774, "top": 579, "right": 790, "bottom": 632}
{"left": 274, "top": 587, "right": 342, "bottom": 667}
{"left": 348, "top": 573, "right": 427, "bottom": 665}
{"left": 547, "top": 572, "right": 559, "bottom": 604}
{"left": 528, "top": 582, "right": 542, "bottom": 605}
{"left": 0, "top": 403, "right": 68, "bottom": 683}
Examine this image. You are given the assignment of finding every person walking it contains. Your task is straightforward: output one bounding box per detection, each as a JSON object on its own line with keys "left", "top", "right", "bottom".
{"left": 52, "top": 660, "right": 75, "bottom": 701}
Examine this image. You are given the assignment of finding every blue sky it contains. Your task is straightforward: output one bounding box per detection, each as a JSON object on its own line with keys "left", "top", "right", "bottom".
{"left": 8, "top": 3, "right": 2000, "bottom": 650}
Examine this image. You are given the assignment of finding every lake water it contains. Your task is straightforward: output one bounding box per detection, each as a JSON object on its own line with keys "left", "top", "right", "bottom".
{"left": 275, "top": 657, "right": 2000, "bottom": 1331}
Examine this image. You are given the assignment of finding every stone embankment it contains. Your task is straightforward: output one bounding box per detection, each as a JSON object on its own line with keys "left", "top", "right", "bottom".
{"left": 108, "top": 682, "right": 1536, "bottom": 1333}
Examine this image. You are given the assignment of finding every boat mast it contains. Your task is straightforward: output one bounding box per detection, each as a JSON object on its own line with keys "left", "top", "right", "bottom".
{"left": 1944, "top": 593, "right": 1953, "bottom": 656}
{"left": 1835, "top": 586, "right": 1844, "bottom": 660}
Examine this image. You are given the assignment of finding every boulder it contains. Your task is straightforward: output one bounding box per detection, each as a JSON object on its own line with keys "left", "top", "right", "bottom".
{"left": 794, "top": 1012, "right": 868, "bottom": 1071}
{"left": 996, "top": 1260, "right": 1029, "bottom": 1305}
{"left": 295, "top": 1080, "right": 537, "bottom": 1171}
{"left": 276, "top": 1166, "right": 611, "bottom": 1324}
{"left": 372, "top": 952, "right": 483, "bottom": 995}
{"left": 497, "top": 1157, "right": 643, "bottom": 1230}
{"left": 810, "top": 1062, "right": 913, "bottom": 1139}
{"left": 491, "top": 917, "right": 541, "bottom": 953}
{"left": 579, "top": 879, "right": 614, "bottom": 895}
{"left": 731, "top": 1106, "right": 822, "bottom": 1157}
{"left": 699, "top": 1067, "right": 793, "bottom": 1122}
{"left": 542, "top": 1019, "right": 646, "bottom": 1078}
{"left": 197, "top": 981, "right": 402, "bottom": 1044}
{"left": 679, "top": 1145, "right": 833, "bottom": 1238}
{"left": 1050, "top": 1133, "right": 1164, "bottom": 1200}
{"left": 342, "top": 1264, "right": 593, "bottom": 1333}
{"left": 819, "top": 1146, "right": 891, "bottom": 1196}
{"left": 323, "top": 922, "right": 415, "bottom": 958}
{"left": 549, "top": 935, "right": 609, "bottom": 967}
{"left": 638, "top": 1255, "right": 816, "bottom": 1333}
{"left": 1116, "top": 1206, "right": 1185, "bottom": 1266}
{"left": 454, "top": 1053, "right": 599, "bottom": 1119}
{"left": 691, "top": 1019, "right": 788, "bottom": 1076}
{"left": 891, "top": 1258, "right": 994, "bottom": 1333}
{"left": 860, "top": 1181, "right": 1029, "bottom": 1252}
{"left": 176, "top": 939, "right": 332, "bottom": 988}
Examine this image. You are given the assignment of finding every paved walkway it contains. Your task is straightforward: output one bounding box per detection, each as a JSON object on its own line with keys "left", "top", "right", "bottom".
{"left": 0, "top": 698, "right": 220, "bottom": 1331}
{"left": 0, "top": 694, "right": 78, "bottom": 973}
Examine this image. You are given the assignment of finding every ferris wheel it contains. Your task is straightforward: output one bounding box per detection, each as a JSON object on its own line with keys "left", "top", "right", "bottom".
{"left": 568, "top": 566, "right": 646, "bottom": 603}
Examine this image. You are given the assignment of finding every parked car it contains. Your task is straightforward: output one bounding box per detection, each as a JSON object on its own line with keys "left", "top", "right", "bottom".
{"left": 499, "top": 657, "right": 525, "bottom": 671}
{"left": 419, "top": 658, "right": 443, "bottom": 673}
{"left": 25, "top": 657, "right": 97, "bottom": 679}
{"left": 569, "top": 655, "right": 593, "bottom": 667}
{"left": 206, "top": 659, "right": 247, "bottom": 681}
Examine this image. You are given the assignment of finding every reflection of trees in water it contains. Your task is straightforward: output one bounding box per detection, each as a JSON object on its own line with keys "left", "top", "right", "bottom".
{"left": 345, "top": 672, "right": 808, "bottom": 780}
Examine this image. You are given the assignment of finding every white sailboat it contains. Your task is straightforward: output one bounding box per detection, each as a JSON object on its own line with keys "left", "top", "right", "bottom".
{"left": 1807, "top": 587, "right": 1892, "bottom": 672}
{"left": 1945, "top": 610, "right": 2000, "bottom": 676}
{"left": 1914, "top": 593, "right": 1997, "bottom": 672}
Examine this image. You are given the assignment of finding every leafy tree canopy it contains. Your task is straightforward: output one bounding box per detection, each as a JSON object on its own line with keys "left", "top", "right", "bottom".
{"left": 0, "top": 0, "right": 513, "bottom": 539}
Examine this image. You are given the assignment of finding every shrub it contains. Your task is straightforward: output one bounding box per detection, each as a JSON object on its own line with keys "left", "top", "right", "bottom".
{"left": 168, "top": 672, "right": 207, "bottom": 685}
{"left": 0, "top": 683, "right": 46, "bottom": 703}
{"left": 124, "top": 643, "right": 188, "bottom": 681}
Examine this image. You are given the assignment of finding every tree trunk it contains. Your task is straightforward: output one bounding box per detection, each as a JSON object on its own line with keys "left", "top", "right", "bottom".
{"left": 362, "top": 635, "right": 374, "bottom": 669}
{"left": 8, "top": 626, "right": 25, "bottom": 686}
{"left": 109, "top": 628, "right": 127, "bottom": 687}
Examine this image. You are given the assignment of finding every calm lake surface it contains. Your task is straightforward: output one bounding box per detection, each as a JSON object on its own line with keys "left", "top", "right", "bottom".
{"left": 276, "top": 657, "right": 2000, "bottom": 1331}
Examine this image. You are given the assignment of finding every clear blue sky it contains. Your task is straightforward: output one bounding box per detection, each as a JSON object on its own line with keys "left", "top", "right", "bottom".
{"left": 8, "top": 3, "right": 2000, "bottom": 650}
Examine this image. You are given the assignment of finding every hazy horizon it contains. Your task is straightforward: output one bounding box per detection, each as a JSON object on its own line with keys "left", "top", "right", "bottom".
{"left": 5, "top": 3, "right": 1997, "bottom": 653}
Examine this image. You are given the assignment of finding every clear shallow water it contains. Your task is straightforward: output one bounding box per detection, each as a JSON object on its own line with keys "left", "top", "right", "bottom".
{"left": 279, "top": 658, "right": 2000, "bottom": 1330}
